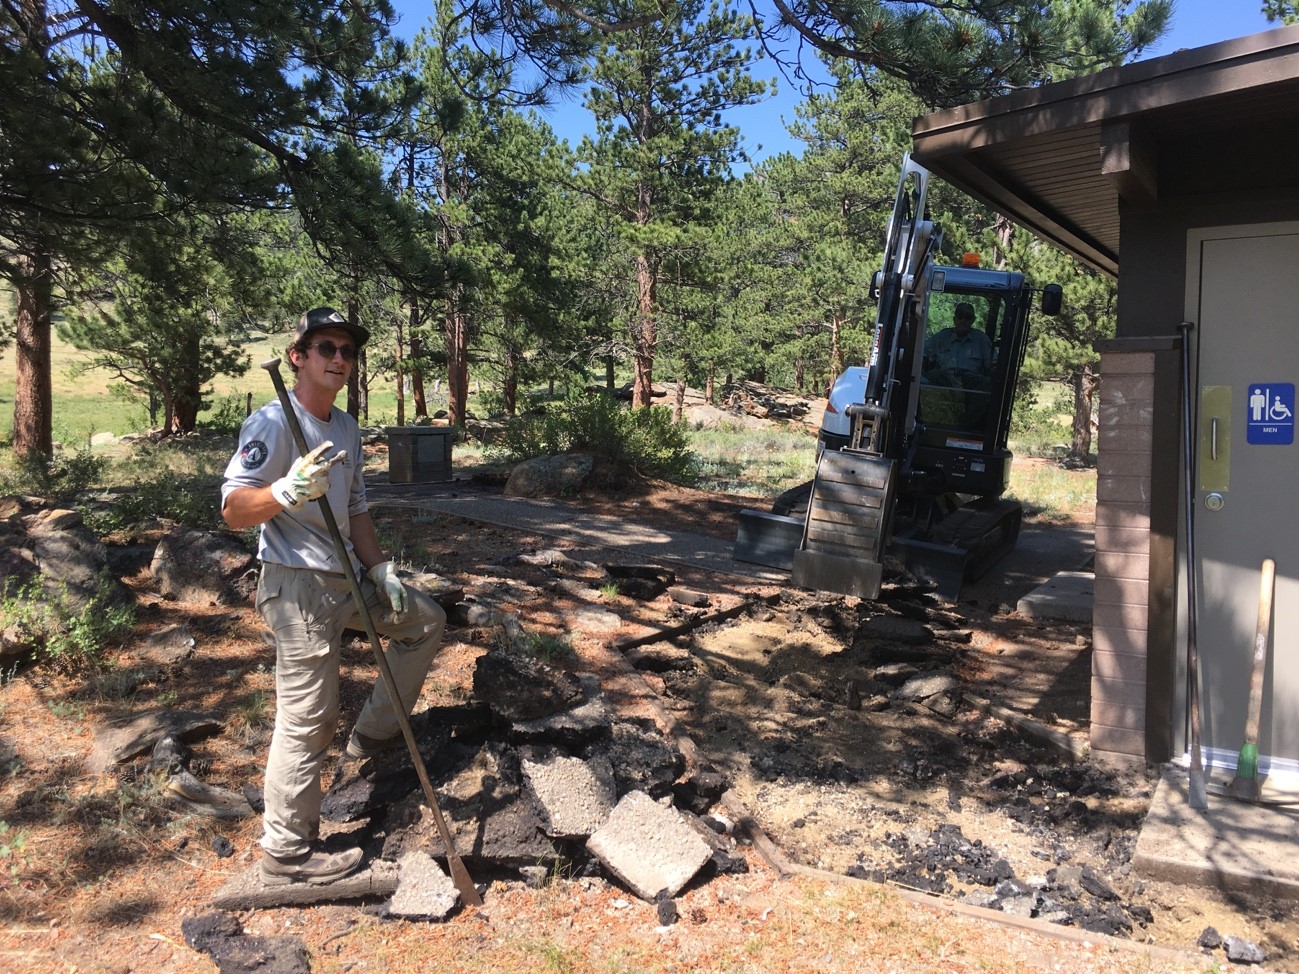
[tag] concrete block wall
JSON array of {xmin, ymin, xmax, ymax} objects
[{"xmin": 1091, "ymin": 349, "xmax": 1157, "ymax": 764}]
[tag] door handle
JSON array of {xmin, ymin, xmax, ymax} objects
[{"xmin": 1211, "ymin": 417, "xmax": 1219, "ymax": 461}]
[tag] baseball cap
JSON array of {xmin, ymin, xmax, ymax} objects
[{"xmin": 294, "ymin": 307, "xmax": 370, "ymax": 348}]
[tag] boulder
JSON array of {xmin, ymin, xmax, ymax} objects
[
  {"xmin": 503, "ymin": 454, "xmax": 594, "ymax": 498},
  {"xmin": 151, "ymin": 527, "xmax": 256, "ymax": 605}
]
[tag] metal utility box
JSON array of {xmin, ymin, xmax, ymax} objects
[{"xmin": 386, "ymin": 426, "xmax": 453, "ymax": 484}]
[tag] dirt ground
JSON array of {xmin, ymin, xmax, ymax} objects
[{"xmin": 1, "ymin": 460, "xmax": 1297, "ymax": 972}]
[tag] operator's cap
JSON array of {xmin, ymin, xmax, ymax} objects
[
  {"xmin": 294, "ymin": 307, "xmax": 370, "ymax": 348},
  {"xmin": 954, "ymin": 302, "xmax": 976, "ymax": 319}
]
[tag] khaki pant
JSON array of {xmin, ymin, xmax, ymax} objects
[{"xmin": 255, "ymin": 561, "xmax": 446, "ymax": 858}]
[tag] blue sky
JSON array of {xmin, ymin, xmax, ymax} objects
[{"xmin": 388, "ymin": 1, "xmax": 1283, "ymax": 165}]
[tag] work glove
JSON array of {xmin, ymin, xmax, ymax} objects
[
  {"xmin": 271, "ymin": 441, "xmax": 344, "ymax": 512},
  {"xmin": 368, "ymin": 561, "xmax": 407, "ymax": 620}
]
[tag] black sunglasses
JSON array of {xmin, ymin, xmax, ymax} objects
[{"xmin": 308, "ymin": 340, "xmax": 357, "ymax": 361}]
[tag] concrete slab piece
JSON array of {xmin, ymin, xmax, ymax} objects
[
  {"xmin": 587, "ymin": 790, "xmax": 711, "ymax": 900},
  {"xmin": 388, "ymin": 851, "xmax": 458, "ymax": 919},
  {"xmin": 1133, "ymin": 769, "xmax": 1299, "ymax": 900},
  {"xmin": 1016, "ymin": 570, "xmax": 1094, "ymax": 622},
  {"xmin": 521, "ymin": 751, "xmax": 617, "ymax": 838}
]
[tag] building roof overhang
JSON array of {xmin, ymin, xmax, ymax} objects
[{"xmin": 911, "ymin": 24, "xmax": 1299, "ymax": 277}]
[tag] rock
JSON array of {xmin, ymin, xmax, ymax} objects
[
  {"xmin": 871, "ymin": 662, "xmax": 920, "ymax": 686},
  {"xmin": 606, "ymin": 565, "xmax": 675, "ymax": 601},
  {"xmin": 590, "ymin": 719, "xmax": 685, "ymax": 799},
  {"xmin": 402, "ymin": 571, "xmax": 466, "ymax": 609},
  {"xmin": 473, "ymin": 650, "xmax": 585, "ymax": 720},
  {"xmin": 517, "ymin": 865, "xmax": 548, "ymax": 889},
  {"xmin": 5, "ymin": 502, "xmax": 131, "ymax": 619},
  {"xmin": 1198, "ymin": 926, "xmax": 1223, "ymax": 949},
  {"xmin": 1223, "ymin": 936, "xmax": 1266, "ymax": 965},
  {"xmin": 668, "ymin": 587, "xmax": 710, "ymax": 608},
  {"xmin": 151, "ymin": 527, "xmax": 256, "ymax": 605},
  {"xmin": 570, "ymin": 606, "xmax": 622, "ymax": 633},
  {"xmin": 672, "ymin": 771, "xmax": 728, "ymax": 815},
  {"xmin": 87, "ymin": 709, "xmax": 224, "ymax": 773},
  {"xmin": 183, "ymin": 911, "xmax": 313, "ymax": 972},
  {"xmin": 136, "ymin": 623, "xmax": 197, "ymax": 665},
  {"xmin": 511, "ymin": 675, "xmax": 612, "ymax": 747},
  {"xmin": 894, "ymin": 672, "xmax": 959, "ymax": 702},
  {"xmin": 1078, "ymin": 865, "xmax": 1118, "ymax": 901},
  {"xmin": 860, "ymin": 615, "xmax": 933, "ymax": 645},
  {"xmin": 999, "ymin": 893, "xmax": 1038, "ymax": 917},
  {"xmin": 504, "ymin": 454, "xmax": 594, "ymax": 498},
  {"xmin": 382, "ymin": 742, "xmax": 560, "ymax": 867}
]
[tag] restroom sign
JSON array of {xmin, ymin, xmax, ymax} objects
[{"xmin": 1247, "ymin": 382, "xmax": 1295, "ymax": 444}]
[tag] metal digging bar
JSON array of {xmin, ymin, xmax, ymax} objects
[
  {"xmin": 1177, "ymin": 322, "xmax": 1208, "ymax": 810},
  {"xmin": 261, "ymin": 357, "xmax": 482, "ymax": 907}
]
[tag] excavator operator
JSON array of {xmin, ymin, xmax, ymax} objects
[{"xmin": 923, "ymin": 302, "xmax": 993, "ymax": 390}]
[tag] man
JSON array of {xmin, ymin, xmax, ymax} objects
[
  {"xmin": 923, "ymin": 302, "xmax": 994, "ymax": 384},
  {"xmin": 222, "ymin": 307, "xmax": 446, "ymax": 886}
]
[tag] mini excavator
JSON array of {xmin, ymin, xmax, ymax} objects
[{"xmin": 735, "ymin": 154, "xmax": 1062, "ymax": 600}]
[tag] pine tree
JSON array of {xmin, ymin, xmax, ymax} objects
[
  {"xmin": 1, "ymin": 0, "xmax": 432, "ymax": 454},
  {"xmin": 578, "ymin": 0, "xmax": 767, "ymax": 407}
]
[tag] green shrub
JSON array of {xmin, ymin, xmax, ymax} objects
[
  {"xmin": 1010, "ymin": 382, "xmax": 1073, "ymax": 453},
  {"xmin": 0, "ymin": 572, "xmax": 134, "ymax": 675},
  {"xmin": 494, "ymin": 389, "xmax": 696, "ymax": 483},
  {"xmin": 82, "ymin": 471, "xmax": 224, "ymax": 534},
  {"xmin": 0, "ymin": 448, "xmax": 106, "ymax": 502},
  {"xmin": 199, "ymin": 394, "xmax": 249, "ymax": 436}
]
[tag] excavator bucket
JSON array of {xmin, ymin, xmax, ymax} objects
[
  {"xmin": 790, "ymin": 450, "xmax": 895, "ymax": 600},
  {"xmin": 733, "ymin": 508, "xmax": 803, "ymax": 571}
]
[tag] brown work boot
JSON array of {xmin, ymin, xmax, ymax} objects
[
  {"xmin": 345, "ymin": 729, "xmax": 401, "ymax": 760},
  {"xmin": 260, "ymin": 845, "xmax": 363, "ymax": 886}
]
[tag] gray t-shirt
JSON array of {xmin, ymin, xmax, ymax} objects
[{"xmin": 221, "ymin": 392, "xmax": 367, "ymax": 573}]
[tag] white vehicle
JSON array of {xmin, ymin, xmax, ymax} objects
[{"xmin": 818, "ymin": 366, "xmax": 871, "ymax": 455}]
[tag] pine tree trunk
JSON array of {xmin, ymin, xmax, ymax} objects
[
  {"xmin": 994, "ymin": 215, "xmax": 1015, "ymax": 270},
  {"xmin": 445, "ymin": 295, "xmax": 469, "ymax": 426},
  {"xmin": 1070, "ymin": 365, "xmax": 1098, "ymax": 460},
  {"xmin": 503, "ymin": 344, "xmax": 519, "ymax": 416},
  {"xmin": 346, "ymin": 297, "xmax": 360, "ymax": 418},
  {"xmin": 167, "ymin": 333, "xmax": 203, "ymax": 434},
  {"xmin": 631, "ymin": 252, "xmax": 656, "ymax": 408},
  {"xmin": 409, "ymin": 301, "xmax": 426, "ymax": 418},
  {"xmin": 706, "ymin": 368, "xmax": 715, "ymax": 404},
  {"xmin": 674, "ymin": 375, "xmax": 686, "ymax": 423},
  {"xmin": 13, "ymin": 251, "xmax": 54, "ymax": 457},
  {"xmin": 395, "ymin": 324, "xmax": 405, "ymax": 428},
  {"xmin": 605, "ymin": 356, "xmax": 616, "ymax": 390},
  {"xmin": 830, "ymin": 312, "xmax": 846, "ymax": 379}
]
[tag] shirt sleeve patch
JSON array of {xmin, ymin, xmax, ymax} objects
[{"xmin": 240, "ymin": 440, "xmax": 270, "ymax": 470}]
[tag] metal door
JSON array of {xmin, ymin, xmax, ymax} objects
[{"xmin": 1188, "ymin": 225, "xmax": 1299, "ymax": 772}]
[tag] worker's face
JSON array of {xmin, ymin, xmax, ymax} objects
[
  {"xmin": 293, "ymin": 327, "xmax": 355, "ymax": 397},
  {"xmin": 954, "ymin": 311, "xmax": 974, "ymax": 335}
]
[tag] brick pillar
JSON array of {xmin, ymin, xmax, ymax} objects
[{"xmin": 1091, "ymin": 338, "xmax": 1179, "ymax": 766}]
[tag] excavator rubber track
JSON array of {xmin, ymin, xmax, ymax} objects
[
  {"xmin": 790, "ymin": 449, "xmax": 895, "ymax": 599},
  {"xmin": 892, "ymin": 497, "xmax": 1023, "ymax": 600}
]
